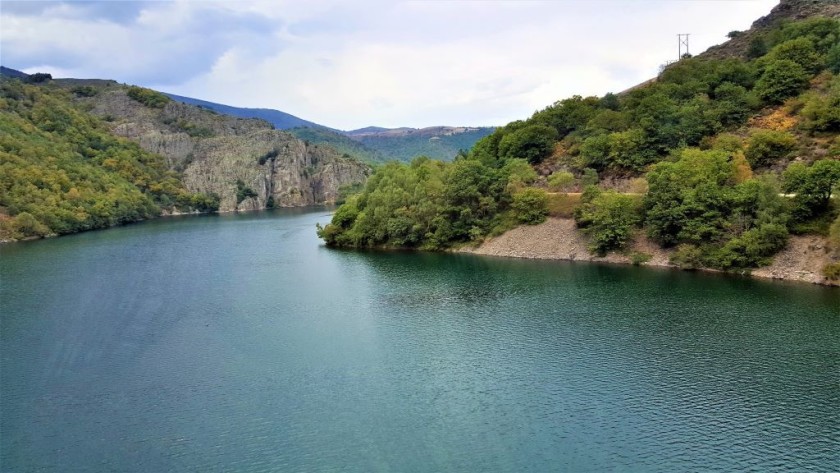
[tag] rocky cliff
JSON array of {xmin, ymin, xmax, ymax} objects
[{"xmin": 59, "ymin": 80, "xmax": 370, "ymax": 211}]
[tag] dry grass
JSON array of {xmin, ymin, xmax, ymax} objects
[{"xmin": 546, "ymin": 193, "xmax": 582, "ymax": 218}]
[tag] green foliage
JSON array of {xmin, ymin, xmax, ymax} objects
[
  {"xmin": 643, "ymin": 148, "xmax": 790, "ymax": 269},
  {"xmin": 235, "ymin": 180, "xmax": 258, "ymax": 204},
  {"xmin": 782, "ymin": 159, "xmax": 840, "ymax": 221},
  {"xmin": 708, "ymin": 223, "xmax": 788, "ymax": 269},
  {"xmin": 754, "ymin": 59, "xmax": 810, "ymax": 104},
  {"xmin": 765, "ymin": 37, "xmax": 824, "ymax": 74},
  {"xmin": 25, "ymin": 73, "xmax": 52, "ymax": 84},
  {"xmin": 827, "ymin": 43, "xmax": 840, "ymax": 73},
  {"xmin": 72, "ymin": 86, "xmax": 98, "ymax": 97},
  {"xmin": 670, "ymin": 244, "xmax": 704, "ymax": 269},
  {"xmin": 126, "ymin": 86, "xmax": 170, "ymax": 108},
  {"xmin": 575, "ymin": 189, "xmax": 642, "ymax": 256},
  {"xmin": 498, "ymin": 124, "xmax": 558, "ymax": 164},
  {"xmin": 747, "ymin": 36, "xmax": 768, "ymax": 59},
  {"xmin": 548, "ymin": 171, "xmax": 575, "ymax": 192},
  {"xmin": 511, "ymin": 188, "xmax": 549, "ymax": 224},
  {"xmin": 823, "ymin": 262, "xmax": 840, "ymax": 280},
  {"xmin": 768, "ymin": 17, "xmax": 840, "ymax": 55},
  {"xmin": 0, "ymin": 81, "xmax": 210, "ymax": 238},
  {"xmin": 744, "ymin": 129, "xmax": 797, "ymax": 167},
  {"xmin": 318, "ymin": 154, "xmax": 521, "ymax": 249},
  {"xmin": 800, "ymin": 75, "xmax": 840, "ymax": 132}
]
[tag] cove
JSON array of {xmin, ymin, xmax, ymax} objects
[{"xmin": 1, "ymin": 209, "xmax": 838, "ymax": 472}]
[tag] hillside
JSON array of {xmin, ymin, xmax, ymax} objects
[
  {"xmin": 0, "ymin": 73, "xmax": 371, "ymax": 241},
  {"xmin": 163, "ymin": 89, "xmax": 494, "ymax": 162},
  {"xmin": 344, "ymin": 126, "xmax": 496, "ymax": 162},
  {"xmin": 164, "ymin": 92, "xmax": 328, "ymax": 131},
  {"xmin": 0, "ymin": 80, "xmax": 219, "ymax": 241},
  {"xmin": 317, "ymin": 0, "xmax": 840, "ymax": 284}
]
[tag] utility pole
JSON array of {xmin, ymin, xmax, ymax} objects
[{"xmin": 678, "ymin": 33, "xmax": 690, "ymax": 60}]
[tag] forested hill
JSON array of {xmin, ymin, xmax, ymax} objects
[
  {"xmin": 0, "ymin": 79, "xmax": 220, "ymax": 241},
  {"xmin": 318, "ymin": 0, "xmax": 840, "ymax": 281},
  {"xmin": 0, "ymin": 74, "xmax": 371, "ymax": 241}
]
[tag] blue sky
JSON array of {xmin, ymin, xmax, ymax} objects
[{"xmin": 1, "ymin": 0, "xmax": 778, "ymax": 130}]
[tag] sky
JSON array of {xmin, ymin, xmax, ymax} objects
[{"xmin": 1, "ymin": 0, "xmax": 779, "ymax": 130}]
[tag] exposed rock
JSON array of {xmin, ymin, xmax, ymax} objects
[
  {"xmin": 752, "ymin": 235, "xmax": 839, "ymax": 286},
  {"xmin": 62, "ymin": 81, "xmax": 371, "ymax": 211},
  {"xmin": 462, "ymin": 218, "xmax": 839, "ymax": 287}
]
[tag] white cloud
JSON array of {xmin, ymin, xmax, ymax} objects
[{"xmin": 1, "ymin": 0, "xmax": 780, "ymax": 129}]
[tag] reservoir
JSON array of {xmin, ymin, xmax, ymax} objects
[{"xmin": 1, "ymin": 209, "xmax": 838, "ymax": 471}]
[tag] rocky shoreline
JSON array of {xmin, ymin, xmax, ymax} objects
[{"xmin": 460, "ymin": 218, "xmax": 839, "ymax": 287}]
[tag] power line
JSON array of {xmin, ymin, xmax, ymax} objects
[{"xmin": 678, "ymin": 33, "xmax": 690, "ymax": 59}]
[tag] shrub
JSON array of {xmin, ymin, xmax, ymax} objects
[
  {"xmin": 766, "ymin": 37, "xmax": 824, "ymax": 74},
  {"xmin": 511, "ymin": 188, "xmax": 549, "ymax": 224},
  {"xmin": 235, "ymin": 180, "xmax": 258, "ymax": 204},
  {"xmin": 744, "ymin": 130, "xmax": 797, "ymax": 167},
  {"xmin": 670, "ymin": 244, "xmax": 704, "ymax": 269},
  {"xmin": 548, "ymin": 171, "xmax": 575, "ymax": 192},
  {"xmin": 498, "ymin": 124, "xmax": 559, "ymax": 164},
  {"xmin": 126, "ymin": 86, "xmax": 170, "ymax": 108},
  {"xmin": 630, "ymin": 252, "xmax": 652, "ymax": 266},
  {"xmin": 754, "ymin": 59, "xmax": 810, "ymax": 104},
  {"xmin": 823, "ymin": 262, "xmax": 840, "ymax": 280},
  {"xmin": 828, "ymin": 43, "xmax": 840, "ymax": 73},
  {"xmin": 575, "ymin": 190, "xmax": 641, "ymax": 256}
]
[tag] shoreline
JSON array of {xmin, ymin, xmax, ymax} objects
[{"xmin": 459, "ymin": 217, "xmax": 839, "ymax": 288}]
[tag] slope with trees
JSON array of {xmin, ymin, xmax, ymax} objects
[{"xmin": 318, "ymin": 6, "xmax": 840, "ymax": 281}]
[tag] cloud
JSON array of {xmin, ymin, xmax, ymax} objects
[
  {"xmin": 1, "ymin": 0, "xmax": 779, "ymax": 129},
  {"xmin": 1, "ymin": 1, "xmax": 280, "ymax": 85}
]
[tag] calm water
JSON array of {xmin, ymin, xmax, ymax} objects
[{"xmin": 1, "ymin": 209, "xmax": 838, "ymax": 472}]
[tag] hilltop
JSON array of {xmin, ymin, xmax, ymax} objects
[
  {"xmin": 160, "ymin": 90, "xmax": 494, "ymax": 163},
  {"xmin": 318, "ymin": 0, "xmax": 840, "ymax": 285}
]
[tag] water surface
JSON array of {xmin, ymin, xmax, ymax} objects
[{"xmin": 2, "ymin": 209, "xmax": 838, "ymax": 472}]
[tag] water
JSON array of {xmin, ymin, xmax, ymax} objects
[{"xmin": 1, "ymin": 209, "xmax": 838, "ymax": 472}]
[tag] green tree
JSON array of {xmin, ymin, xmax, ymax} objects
[
  {"xmin": 575, "ymin": 189, "xmax": 641, "ymax": 255},
  {"xmin": 744, "ymin": 129, "xmax": 797, "ymax": 167},
  {"xmin": 497, "ymin": 124, "xmax": 558, "ymax": 164},
  {"xmin": 754, "ymin": 59, "xmax": 810, "ymax": 104},
  {"xmin": 511, "ymin": 188, "xmax": 549, "ymax": 224}
]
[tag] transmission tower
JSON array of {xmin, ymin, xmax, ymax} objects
[{"xmin": 678, "ymin": 33, "xmax": 690, "ymax": 60}]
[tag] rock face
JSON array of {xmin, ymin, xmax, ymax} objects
[{"xmin": 64, "ymin": 81, "xmax": 370, "ymax": 211}]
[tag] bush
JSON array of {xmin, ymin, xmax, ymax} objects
[
  {"xmin": 512, "ymin": 188, "xmax": 549, "ymax": 224},
  {"xmin": 548, "ymin": 171, "xmax": 575, "ymax": 192},
  {"xmin": 754, "ymin": 59, "xmax": 810, "ymax": 104},
  {"xmin": 828, "ymin": 43, "xmax": 840, "ymax": 73},
  {"xmin": 575, "ymin": 190, "xmax": 641, "ymax": 256},
  {"xmin": 744, "ymin": 130, "xmax": 797, "ymax": 167},
  {"xmin": 765, "ymin": 37, "xmax": 824, "ymax": 74},
  {"xmin": 126, "ymin": 86, "xmax": 170, "ymax": 108},
  {"xmin": 671, "ymin": 244, "xmax": 704, "ymax": 269},
  {"xmin": 823, "ymin": 262, "xmax": 840, "ymax": 280},
  {"xmin": 235, "ymin": 180, "xmax": 258, "ymax": 204},
  {"xmin": 498, "ymin": 124, "xmax": 558, "ymax": 164},
  {"xmin": 708, "ymin": 223, "xmax": 788, "ymax": 269}
]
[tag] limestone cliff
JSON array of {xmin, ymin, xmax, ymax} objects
[{"xmin": 59, "ymin": 80, "xmax": 370, "ymax": 211}]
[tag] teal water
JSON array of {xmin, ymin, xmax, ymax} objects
[{"xmin": 1, "ymin": 209, "xmax": 838, "ymax": 472}]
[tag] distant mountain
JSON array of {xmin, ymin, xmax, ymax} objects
[
  {"xmin": 1, "ymin": 65, "xmax": 495, "ymax": 163},
  {"xmin": 344, "ymin": 126, "xmax": 497, "ymax": 162},
  {"xmin": 0, "ymin": 66, "xmax": 28, "ymax": 79},
  {"xmin": 163, "ymin": 95, "xmax": 496, "ymax": 162},
  {"xmin": 164, "ymin": 93, "xmax": 328, "ymax": 131},
  {"xmin": 346, "ymin": 126, "xmax": 406, "ymax": 135}
]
